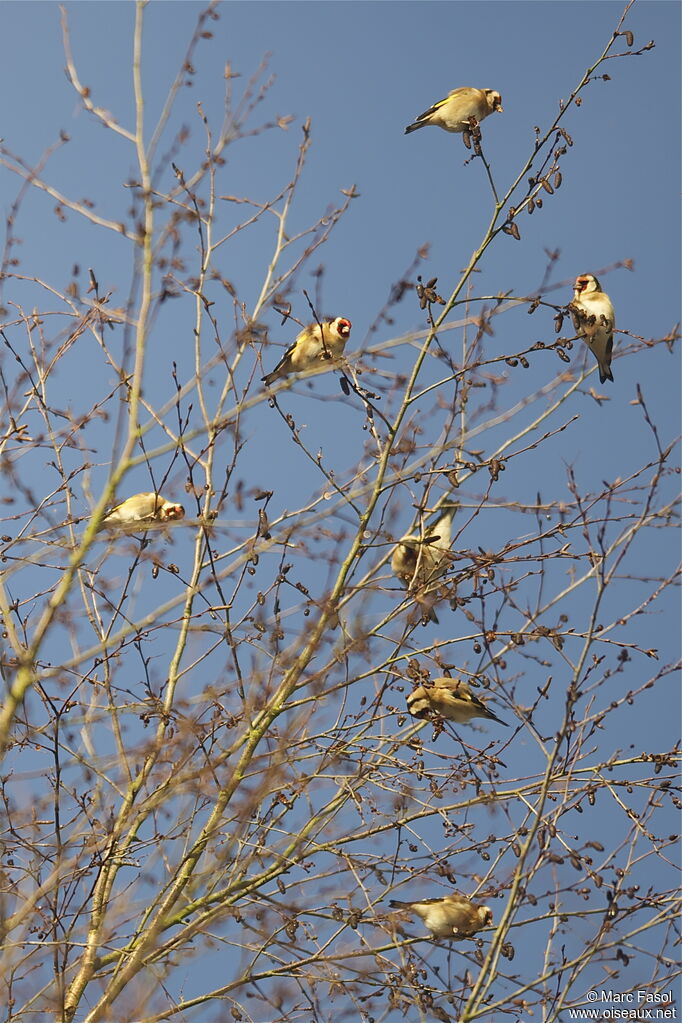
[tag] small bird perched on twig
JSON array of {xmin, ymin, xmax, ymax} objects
[
  {"xmin": 391, "ymin": 506, "xmax": 455, "ymax": 623},
  {"xmin": 389, "ymin": 892, "xmax": 493, "ymax": 940},
  {"xmin": 407, "ymin": 676, "xmax": 508, "ymax": 726},
  {"xmin": 100, "ymin": 492, "xmax": 185, "ymax": 530},
  {"xmin": 262, "ymin": 317, "xmax": 352, "ymax": 386},
  {"xmin": 569, "ymin": 273, "xmax": 616, "ymax": 384},
  {"xmin": 405, "ymin": 87, "xmax": 503, "ymax": 135}
]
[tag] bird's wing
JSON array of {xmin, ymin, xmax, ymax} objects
[
  {"xmin": 276, "ymin": 340, "xmax": 300, "ymax": 367},
  {"xmin": 433, "ymin": 677, "xmax": 466, "ymax": 694},
  {"xmin": 439, "ymin": 679, "xmax": 507, "ymax": 724},
  {"xmin": 414, "ymin": 88, "xmax": 465, "ymax": 121}
]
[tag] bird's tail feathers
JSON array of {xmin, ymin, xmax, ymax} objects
[{"xmin": 415, "ymin": 594, "xmax": 439, "ymax": 625}]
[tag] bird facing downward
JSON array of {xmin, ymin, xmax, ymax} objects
[
  {"xmin": 407, "ymin": 676, "xmax": 507, "ymax": 726},
  {"xmin": 391, "ymin": 506, "xmax": 455, "ymax": 623},
  {"xmin": 262, "ymin": 317, "xmax": 352, "ymax": 386},
  {"xmin": 101, "ymin": 493, "xmax": 185, "ymax": 530},
  {"xmin": 405, "ymin": 87, "xmax": 503, "ymax": 135},
  {"xmin": 569, "ymin": 273, "xmax": 616, "ymax": 384},
  {"xmin": 389, "ymin": 892, "xmax": 493, "ymax": 940}
]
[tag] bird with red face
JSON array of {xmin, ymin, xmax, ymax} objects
[
  {"xmin": 100, "ymin": 493, "xmax": 185, "ymax": 530},
  {"xmin": 262, "ymin": 317, "xmax": 352, "ymax": 386},
  {"xmin": 569, "ymin": 273, "xmax": 616, "ymax": 383}
]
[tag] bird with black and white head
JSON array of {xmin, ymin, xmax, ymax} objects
[{"xmin": 569, "ymin": 273, "xmax": 616, "ymax": 384}]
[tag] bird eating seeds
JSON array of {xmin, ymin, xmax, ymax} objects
[
  {"xmin": 391, "ymin": 506, "xmax": 455, "ymax": 623},
  {"xmin": 407, "ymin": 676, "xmax": 507, "ymax": 726},
  {"xmin": 405, "ymin": 87, "xmax": 503, "ymax": 135}
]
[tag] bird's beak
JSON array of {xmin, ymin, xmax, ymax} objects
[{"xmin": 496, "ymin": 104, "xmax": 504, "ymax": 113}]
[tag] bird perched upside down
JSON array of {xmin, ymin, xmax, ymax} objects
[
  {"xmin": 405, "ymin": 87, "xmax": 503, "ymax": 135},
  {"xmin": 407, "ymin": 676, "xmax": 507, "ymax": 726},
  {"xmin": 100, "ymin": 493, "xmax": 185, "ymax": 530},
  {"xmin": 569, "ymin": 273, "xmax": 616, "ymax": 384},
  {"xmin": 262, "ymin": 317, "xmax": 352, "ymax": 386},
  {"xmin": 389, "ymin": 892, "xmax": 493, "ymax": 940},
  {"xmin": 391, "ymin": 506, "xmax": 455, "ymax": 623}
]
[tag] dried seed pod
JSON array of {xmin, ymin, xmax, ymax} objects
[
  {"xmin": 258, "ymin": 508, "xmax": 271, "ymax": 539},
  {"xmin": 528, "ymin": 197, "xmax": 535, "ymax": 214},
  {"xmin": 556, "ymin": 347, "xmax": 570, "ymax": 364},
  {"xmin": 575, "ymin": 96, "xmax": 582, "ymax": 107},
  {"xmin": 339, "ymin": 374, "xmax": 350, "ymax": 396},
  {"xmin": 624, "ymin": 29, "xmax": 634, "ymax": 46},
  {"xmin": 541, "ymin": 178, "xmax": 554, "ymax": 195},
  {"xmin": 535, "ymin": 197, "xmax": 543, "ymax": 208},
  {"xmin": 553, "ymin": 171, "xmax": 562, "ymax": 189},
  {"xmin": 519, "ymin": 356, "xmax": 530, "ymax": 368}
]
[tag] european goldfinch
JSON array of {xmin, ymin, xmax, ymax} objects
[
  {"xmin": 569, "ymin": 274, "xmax": 615, "ymax": 384},
  {"xmin": 407, "ymin": 676, "xmax": 507, "ymax": 726},
  {"xmin": 389, "ymin": 892, "xmax": 493, "ymax": 940},
  {"xmin": 405, "ymin": 87, "xmax": 503, "ymax": 135},
  {"xmin": 101, "ymin": 493, "xmax": 185, "ymax": 529},
  {"xmin": 391, "ymin": 506, "xmax": 455, "ymax": 623},
  {"xmin": 262, "ymin": 317, "xmax": 352, "ymax": 386}
]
